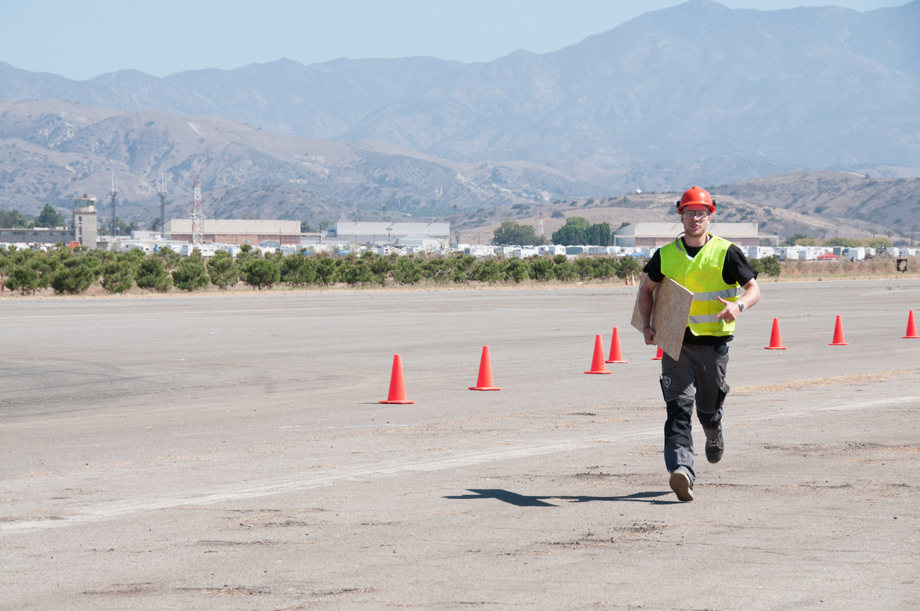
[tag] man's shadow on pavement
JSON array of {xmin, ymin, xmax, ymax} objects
[{"xmin": 444, "ymin": 489, "xmax": 677, "ymax": 507}]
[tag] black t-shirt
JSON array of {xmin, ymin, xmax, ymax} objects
[{"xmin": 642, "ymin": 237, "xmax": 758, "ymax": 345}]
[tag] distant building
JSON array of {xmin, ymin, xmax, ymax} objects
[
  {"xmin": 0, "ymin": 194, "xmax": 95, "ymax": 248},
  {"xmin": 612, "ymin": 222, "xmax": 767, "ymax": 248},
  {"xmin": 332, "ymin": 222, "xmax": 451, "ymax": 244},
  {"xmin": 165, "ymin": 219, "xmax": 301, "ymax": 245},
  {"xmin": 73, "ymin": 194, "xmax": 97, "ymax": 249},
  {"xmin": 0, "ymin": 227, "xmax": 74, "ymax": 245}
]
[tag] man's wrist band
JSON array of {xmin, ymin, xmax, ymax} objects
[
  {"xmin": 643, "ymin": 325, "xmax": 652, "ymax": 332},
  {"xmin": 738, "ymin": 302, "xmax": 745, "ymax": 312}
]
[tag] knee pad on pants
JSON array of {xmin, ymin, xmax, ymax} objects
[
  {"xmin": 698, "ymin": 381, "xmax": 729, "ymax": 430},
  {"xmin": 664, "ymin": 398, "xmax": 694, "ymax": 447}
]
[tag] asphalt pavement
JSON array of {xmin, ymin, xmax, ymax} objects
[{"xmin": 2, "ymin": 278, "xmax": 919, "ymax": 610}]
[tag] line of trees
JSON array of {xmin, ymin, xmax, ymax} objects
[
  {"xmin": 0, "ymin": 204, "xmax": 68, "ymax": 229},
  {"xmin": 781, "ymin": 233, "xmax": 895, "ymax": 248},
  {"xmin": 491, "ymin": 217, "xmax": 614, "ymax": 246},
  {"xmin": 0, "ymin": 243, "xmax": 647, "ymax": 296},
  {"xmin": 551, "ymin": 217, "xmax": 612, "ymax": 246},
  {"xmin": 749, "ymin": 255, "xmax": 782, "ymax": 277},
  {"xmin": 492, "ymin": 219, "xmax": 546, "ymax": 245}
]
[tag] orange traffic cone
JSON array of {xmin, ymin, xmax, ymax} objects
[
  {"xmin": 904, "ymin": 310, "xmax": 919, "ymax": 339},
  {"xmin": 605, "ymin": 327, "xmax": 629, "ymax": 363},
  {"xmin": 380, "ymin": 354, "xmax": 415, "ymax": 404},
  {"xmin": 469, "ymin": 346, "xmax": 501, "ymax": 391},
  {"xmin": 765, "ymin": 318, "xmax": 787, "ymax": 350},
  {"xmin": 652, "ymin": 346, "xmax": 663, "ymax": 361},
  {"xmin": 829, "ymin": 315, "xmax": 848, "ymax": 346},
  {"xmin": 585, "ymin": 334, "xmax": 613, "ymax": 374}
]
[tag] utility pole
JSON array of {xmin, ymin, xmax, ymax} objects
[
  {"xmin": 109, "ymin": 172, "xmax": 117, "ymax": 236},
  {"xmin": 156, "ymin": 173, "xmax": 168, "ymax": 238}
]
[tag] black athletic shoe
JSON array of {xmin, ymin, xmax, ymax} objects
[
  {"xmin": 706, "ymin": 431, "xmax": 724, "ymax": 464},
  {"xmin": 669, "ymin": 469, "xmax": 694, "ymax": 502}
]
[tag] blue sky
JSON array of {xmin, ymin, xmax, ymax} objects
[{"xmin": 0, "ymin": 0, "xmax": 908, "ymax": 80}]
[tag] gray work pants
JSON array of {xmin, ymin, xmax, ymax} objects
[{"xmin": 659, "ymin": 343, "xmax": 730, "ymax": 487}]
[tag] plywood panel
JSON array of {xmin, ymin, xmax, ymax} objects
[{"xmin": 631, "ymin": 276, "xmax": 694, "ymax": 360}]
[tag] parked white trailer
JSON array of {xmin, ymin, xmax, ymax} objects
[
  {"xmin": 514, "ymin": 247, "xmax": 538, "ymax": 259},
  {"xmin": 307, "ymin": 244, "xmax": 333, "ymax": 255},
  {"xmin": 215, "ymin": 244, "xmax": 242, "ymax": 257},
  {"xmin": 745, "ymin": 246, "xmax": 775, "ymax": 259},
  {"xmin": 844, "ymin": 247, "xmax": 866, "ymax": 261},
  {"xmin": 802, "ymin": 247, "xmax": 831, "ymax": 261},
  {"xmin": 777, "ymin": 247, "xmax": 806, "ymax": 261},
  {"xmin": 465, "ymin": 245, "xmax": 495, "ymax": 257},
  {"xmin": 120, "ymin": 242, "xmax": 152, "ymax": 254}
]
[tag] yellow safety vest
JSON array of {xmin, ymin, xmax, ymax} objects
[{"xmin": 659, "ymin": 235, "xmax": 741, "ymax": 337}]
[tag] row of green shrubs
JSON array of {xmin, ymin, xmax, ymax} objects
[
  {"xmin": 750, "ymin": 256, "xmax": 782, "ymax": 277},
  {"xmin": 0, "ymin": 243, "xmax": 661, "ymax": 295}
]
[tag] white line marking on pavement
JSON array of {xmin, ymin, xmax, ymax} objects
[{"xmin": 3, "ymin": 395, "xmax": 917, "ymax": 533}]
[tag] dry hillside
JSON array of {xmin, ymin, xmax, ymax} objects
[
  {"xmin": 451, "ymin": 179, "xmax": 909, "ymax": 245},
  {"xmin": 711, "ymin": 172, "xmax": 920, "ymax": 240}
]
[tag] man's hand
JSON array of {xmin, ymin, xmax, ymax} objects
[
  {"xmin": 715, "ymin": 279, "xmax": 760, "ymax": 323},
  {"xmin": 715, "ymin": 296, "xmax": 741, "ymax": 323},
  {"xmin": 643, "ymin": 325, "xmax": 656, "ymax": 345}
]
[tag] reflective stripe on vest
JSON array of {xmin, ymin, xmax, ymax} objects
[
  {"xmin": 688, "ymin": 314, "xmax": 721, "ymax": 324},
  {"xmin": 659, "ymin": 235, "xmax": 740, "ymax": 337},
  {"xmin": 692, "ymin": 287, "xmax": 743, "ymax": 302}
]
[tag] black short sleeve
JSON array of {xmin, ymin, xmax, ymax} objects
[
  {"xmin": 722, "ymin": 244, "xmax": 758, "ymax": 286},
  {"xmin": 642, "ymin": 249, "xmax": 664, "ymax": 282}
]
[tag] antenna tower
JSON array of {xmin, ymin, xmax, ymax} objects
[
  {"xmin": 190, "ymin": 176, "xmax": 204, "ymax": 245},
  {"xmin": 109, "ymin": 172, "xmax": 118, "ymax": 236},
  {"xmin": 156, "ymin": 173, "xmax": 168, "ymax": 237}
]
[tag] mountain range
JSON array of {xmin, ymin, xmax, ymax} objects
[
  {"xmin": 1, "ymin": 0, "xmax": 918, "ymax": 234},
  {"xmin": 0, "ymin": 98, "xmax": 601, "ymax": 224}
]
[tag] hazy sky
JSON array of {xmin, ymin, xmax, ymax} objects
[{"xmin": 0, "ymin": 0, "xmax": 908, "ymax": 80}]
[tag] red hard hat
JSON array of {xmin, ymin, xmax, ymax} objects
[{"xmin": 677, "ymin": 186, "xmax": 715, "ymax": 213}]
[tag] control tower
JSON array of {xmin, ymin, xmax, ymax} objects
[{"xmin": 73, "ymin": 194, "xmax": 98, "ymax": 249}]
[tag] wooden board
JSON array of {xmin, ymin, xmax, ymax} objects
[{"xmin": 631, "ymin": 276, "xmax": 694, "ymax": 361}]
